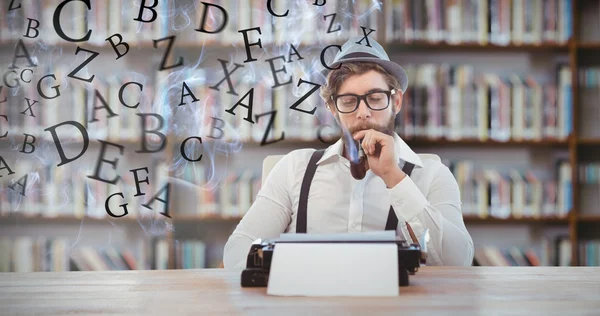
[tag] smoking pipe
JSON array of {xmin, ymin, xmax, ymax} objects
[{"xmin": 350, "ymin": 139, "xmax": 367, "ymax": 180}]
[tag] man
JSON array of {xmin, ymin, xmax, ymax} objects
[{"xmin": 223, "ymin": 37, "xmax": 474, "ymax": 268}]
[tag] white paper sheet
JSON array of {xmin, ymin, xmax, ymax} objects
[{"xmin": 266, "ymin": 242, "xmax": 399, "ymax": 297}]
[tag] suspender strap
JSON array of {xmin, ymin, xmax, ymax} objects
[
  {"xmin": 384, "ymin": 206, "xmax": 398, "ymax": 230},
  {"xmin": 402, "ymin": 162, "xmax": 415, "ymax": 177},
  {"xmin": 384, "ymin": 162, "xmax": 416, "ymax": 231},
  {"xmin": 297, "ymin": 156, "xmax": 416, "ymax": 237},
  {"xmin": 296, "ymin": 149, "xmax": 326, "ymax": 233}
]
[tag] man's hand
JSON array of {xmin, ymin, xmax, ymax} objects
[{"xmin": 353, "ymin": 129, "xmax": 406, "ymax": 187}]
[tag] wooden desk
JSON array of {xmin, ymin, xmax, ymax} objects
[{"xmin": 1, "ymin": 267, "xmax": 599, "ymax": 315}]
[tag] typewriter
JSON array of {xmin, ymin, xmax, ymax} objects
[{"xmin": 241, "ymin": 237, "xmax": 427, "ymax": 288}]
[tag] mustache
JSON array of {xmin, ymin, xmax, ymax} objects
[{"xmin": 347, "ymin": 122, "xmax": 393, "ymax": 136}]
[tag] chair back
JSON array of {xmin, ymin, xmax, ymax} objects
[{"xmin": 262, "ymin": 155, "xmax": 285, "ymax": 186}]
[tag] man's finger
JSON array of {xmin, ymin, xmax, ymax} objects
[
  {"xmin": 365, "ymin": 133, "xmax": 373, "ymax": 155},
  {"xmin": 353, "ymin": 128, "xmax": 379, "ymax": 140},
  {"xmin": 371, "ymin": 131, "xmax": 380, "ymax": 154},
  {"xmin": 353, "ymin": 130, "xmax": 366, "ymax": 140},
  {"xmin": 362, "ymin": 132, "xmax": 371, "ymax": 155}
]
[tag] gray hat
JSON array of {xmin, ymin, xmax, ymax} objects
[{"xmin": 327, "ymin": 36, "xmax": 408, "ymax": 93}]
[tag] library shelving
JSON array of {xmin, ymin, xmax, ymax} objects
[
  {"xmin": 578, "ymin": 138, "xmax": 600, "ymax": 145},
  {"xmin": 0, "ymin": 213, "xmax": 573, "ymax": 224},
  {"xmin": 1, "ymin": 0, "xmax": 600, "ymax": 270}
]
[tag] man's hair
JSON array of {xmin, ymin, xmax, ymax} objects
[{"xmin": 319, "ymin": 62, "xmax": 402, "ymax": 108}]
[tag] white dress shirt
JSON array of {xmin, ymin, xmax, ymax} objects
[{"xmin": 223, "ymin": 133, "xmax": 474, "ymax": 268}]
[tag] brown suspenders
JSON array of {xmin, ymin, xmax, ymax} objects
[
  {"xmin": 296, "ymin": 149, "xmax": 326, "ymax": 234},
  {"xmin": 384, "ymin": 162, "xmax": 414, "ymax": 231},
  {"xmin": 296, "ymin": 149, "xmax": 418, "ymax": 244}
]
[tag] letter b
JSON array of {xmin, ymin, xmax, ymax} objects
[
  {"xmin": 135, "ymin": 0, "xmax": 158, "ymax": 23},
  {"xmin": 24, "ymin": 18, "xmax": 40, "ymax": 38},
  {"xmin": 105, "ymin": 33, "xmax": 129, "ymax": 60}
]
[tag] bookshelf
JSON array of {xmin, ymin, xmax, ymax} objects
[
  {"xmin": 0, "ymin": 213, "xmax": 573, "ymax": 224},
  {"xmin": 463, "ymin": 215, "xmax": 570, "ymax": 224},
  {"xmin": 383, "ymin": 42, "xmax": 572, "ymax": 53},
  {"xmin": 577, "ymin": 42, "xmax": 600, "ymax": 49},
  {"xmin": 578, "ymin": 138, "xmax": 600, "ymax": 145},
  {"xmin": 2, "ymin": 0, "xmax": 600, "ymax": 271},
  {"xmin": 579, "ymin": 214, "xmax": 600, "ymax": 222}
]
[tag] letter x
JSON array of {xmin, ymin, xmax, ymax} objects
[
  {"xmin": 208, "ymin": 59, "xmax": 244, "ymax": 96},
  {"xmin": 21, "ymin": 98, "xmax": 38, "ymax": 117},
  {"xmin": 355, "ymin": 27, "xmax": 375, "ymax": 47}
]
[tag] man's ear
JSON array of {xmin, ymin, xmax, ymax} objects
[
  {"xmin": 326, "ymin": 101, "xmax": 336, "ymax": 116},
  {"xmin": 393, "ymin": 90, "xmax": 403, "ymax": 115}
]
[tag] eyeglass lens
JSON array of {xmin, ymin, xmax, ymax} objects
[{"xmin": 336, "ymin": 92, "xmax": 389, "ymax": 113}]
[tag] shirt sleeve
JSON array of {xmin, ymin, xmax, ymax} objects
[
  {"xmin": 222, "ymin": 153, "xmax": 295, "ymax": 269},
  {"xmin": 388, "ymin": 162, "xmax": 474, "ymax": 266}
]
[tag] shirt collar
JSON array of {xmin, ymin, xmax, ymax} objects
[{"xmin": 316, "ymin": 132, "xmax": 424, "ymax": 168}]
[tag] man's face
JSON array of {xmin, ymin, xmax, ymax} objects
[{"xmin": 328, "ymin": 70, "xmax": 402, "ymax": 140}]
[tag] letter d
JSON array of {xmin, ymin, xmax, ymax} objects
[{"xmin": 44, "ymin": 121, "xmax": 89, "ymax": 167}]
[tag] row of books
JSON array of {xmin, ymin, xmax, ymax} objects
[
  {"xmin": 0, "ymin": 0, "xmax": 378, "ymax": 46},
  {"xmin": 2, "ymin": 65, "xmax": 324, "ymax": 144},
  {"xmin": 474, "ymin": 246, "xmax": 541, "ymax": 266},
  {"xmin": 579, "ymin": 163, "xmax": 600, "ymax": 185},
  {"xmin": 473, "ymin": 235, "xmax": 571, "ymax": 266},
  {"xmin": 179, "ymin": 0, "xmax": 380, "ymax": 46},
  {"xmin": 0, "ymin": 159, "xmax": 261, "ymax": 220},
  {"xmin": 0, "ymin": 159, "xmax": 169, "ymax": 219},
  {"xmin": 2, "ymin": 156, "xmax": 574, "ymax": 220},
  {"xmin": 0, "ymin": 236, "xmax": 150, "ymax": 272},
  {"xmin": 0, "ymin": 236, "xmax": 69, "ymax": 272},
  {"xmin": 0, "ymin": 162, "xmax": 80, "ymax": 217},
  {"xmin": 4, "ymin": 0, "xmax": 576, "ymax": 48},
  {"xmin": 1, "ymin": 65, "xmax": 314, "ymax": 144},
  {"xmin": 2, "ymin": 65, "xmax": 170, "ymax": 143},
  {"xmin": 449, "ymin": 160, "xmax": 572, "ymax": 219},
  {"xmin": 0, "ymin": 234, "xmax": 220, "ymax": 272},
  {"xmin": 0, "ymin": 235, "xmax": 578, "ymax": 271},
  {"xmin": 71, "ymin": 245, "xmax": 148, "ymax": 271},
  {"xmin": 160, "ymin": 158, "xmax": 573, "ymax": 219},
  {"xmin": 170, "ymin": 162, "xmax": 261, "ymax": 218},
  {"xmin": 173, "ymin": 239, "xmax": 207, "ymax": 270},
  {"xmin": 579, "ymin": 239, "xmax": 600, "ymax": 267},
  {"xmin": 4, "ymin": 62, "xmax": 574, "ymax": 145},
  {"xmin": 169, "ymin": 67, "xmax": 318, "ymax": 145},
  {"xmin": 154, "ymin": 238, "xmax": 221, "ymax": 269},
  {"xmin": 579, "ymin": 161, "xmax": 600, "ymax": 214},
  {"xmin": 579, "ymin": 67, "xmax": 600, "ymax": 88},
  {"xmin": 396, "ymin": 64, "xmax": 573, "ymax": 141},
  {"xmin": 383, "ymin": 0, "xmax": 573, "ymax": 45},
  {"xmin": 577, "ymin": 67, "xmax": 600, "ymax": 138},
  {"xmin": 0, "ymin": 0, "xmax": 169, "ymax": 44}
]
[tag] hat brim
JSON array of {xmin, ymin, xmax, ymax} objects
[{"xmin": 324, "ymin": 58, "xmax": 408, "ymax": 93}]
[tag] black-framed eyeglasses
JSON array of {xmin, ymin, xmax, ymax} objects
[{"xmin": 330, "ymin": 89, "xmax": 396, "ymax": 114}]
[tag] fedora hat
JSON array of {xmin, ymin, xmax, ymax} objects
[{"xmin": 326, "ymin": 36, "xmax": 408, "ymax": 93}]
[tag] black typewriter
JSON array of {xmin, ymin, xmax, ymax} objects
[{"xmin": 241, "ymin": 238, "xmax": 427, "ymax": 288}]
